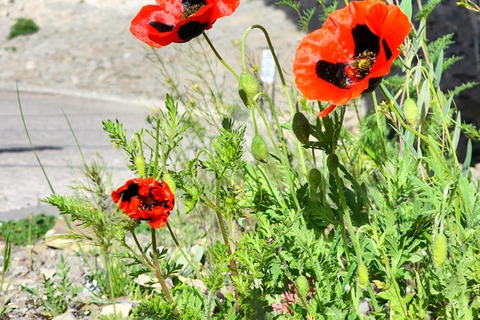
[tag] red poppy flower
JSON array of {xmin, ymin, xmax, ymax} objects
[
  {"xmin": 293, "ymin": 0, "xmax": 410, "ymax": 116},
  {"xmin": 130, "ymin": 0, "xmax": 240, "ymax": 48},
  {"xmin": 112, "ymin": 177, "xmax": 175, "ymax": 228}
]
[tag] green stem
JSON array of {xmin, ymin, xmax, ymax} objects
[
  {"xmin": 241, "ymin": 25, "xmax": 294, "ymax": 114},
  {"xmin": 371, "ymin": 218, "xmax": 410, "ymax": 318},
  {"xmin": 166, "ymin": 222, "xmax": 204, "ymax": 280},
  {"xmin": 151, "ymin": 228, "xmax": 176, "ymax": 309},
  {"xmin": 132, "ymin": 231, "xmax": 154, "ymax": 269},
  {"xmin": 17, "ymin": 84, "xmax": 55, "ymax": 194},
  {"xmin": 251, "ymin": 107, "xmax": 259, "ymax": 135},
  {"xmin": 102, "ymin": 251, "xmax": 117, "ymax": 316},
  {"xmin": 254, "ymin": 93, "xmax": 301, "ymax": 211},
  {"xmin": 371, "ymin": 93, "xmax": 388, "ymax": 160},
  {"xmin": 154, "ymin": 118, "xmax": 162, "ymax": 179},
  {"xmin": 214, "ymin": 179, "xmax": 239, "ymax": 299},
  {"xmin": 202, "ymin": 32, "xmax": 240, "ymax": 82}
]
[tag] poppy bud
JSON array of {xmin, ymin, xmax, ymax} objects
[
  {"xmin": 292, "ymin": 112, "xmax": 310, "ymax": 144},
  {"xmin": 403, "ymin": 98, "xmax": 419, "ymax": 127},
  {"xmin": 308, "ymin": 168, "xmax": 322, "ymax": 189},
  {"xmin": 296, "ymin": 275, "xmax": 309, "ymax": 301},
  {"xmin": 251, "ymin": 135, "xmax": 269, "ymax": 163},
  {"xmin": 432, "ymin": 232, "xmax": 448, "ymax": 268},
  {"xmin": 327, "ymin": 154, "xmax": 339, "ymax": 172},
  {"xmin": 162, "ymin": 172, "xmax": 176, "ymax": 195},
  {"xmin": 238, "ymin": 72, "xmax": 259, "ymax": 108},
  {"xmin": 135, "ymin": 156, "xmax": 146, "ymax": 178},
  {"xmin": 357, "ymin": 263, "xmax": 369, "ymax": 289}
]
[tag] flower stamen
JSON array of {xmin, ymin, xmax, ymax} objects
[{"xmin": 181, "ymin": 0, "xmax": 207, "ymax": 18}]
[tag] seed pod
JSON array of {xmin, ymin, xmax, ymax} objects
[
  {"xmin": 292, "ymin": 112, "xmax": 310, "ymax": 144},
  {"xmin": 308, "ymin": 168, "xmax": 322, "ymax": 189},
  {"xmin": 251, "ymin": 135, "xmax": 269, "ymax": 163},
  {"xmin": 327, "ymin": 154, "xmax": 339, "ymax": 172},
  {"xmin": 296, "ymin": 275, "xmax": 309, "ymax": 301},
  {"xmin": 135, "ymin": 156, "xmax": 146, "ymax": 178},
  {"xmin": 432, "ymin": 232, "xmax": 448, "ymax": 267},
  {"xmin": 357, "ymin": 264, "xmax": 369, "ymax": 289},
  {"xmin": 403, "ymin": 98, "xmax": 419, "ymax": 127},
  {"xmin": 162, "ymin": 172, "xmax": 176, "ymax": 195},
  {"xmin": 238, "ymin": 72, "xmax": 259, "ymax": 108}
]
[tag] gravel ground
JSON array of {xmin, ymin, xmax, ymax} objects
[{"xmin": 0, "ymin": 0, "xmax": 304, "ymax": 101}]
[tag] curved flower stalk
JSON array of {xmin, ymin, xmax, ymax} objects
[
  {"xmin": 130, "ymin": 0, "xmax": 240, "ymax": 48},
  {"xmin": 293, "ymin": 0, "xmax": 411, "ymax": 117}
]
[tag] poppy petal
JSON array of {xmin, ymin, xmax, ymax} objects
[
  {"xmin": 213, "ymin": 0, "xmax": 240, "ymax": 18},
  {"xmin": 318, "ymin": 104, "xmax": 338, "ymax": 117},
  {"xmin": 293, "ymin": 28, "xmax": 370, "ymax": 105},
  {"xmin": 293, "ymin": 0, "xmax": 410, "ymax": 106},
  {"xmin": 112, "ymin": 177, "xmax": 175, "ymax": 229},
  {"xmin": 130, "ymin": 5, "xmax": 183, "ymax": 48},
  {"xmin": 148, "ymin": 214, "xmax": 169, "ymax": 228}
]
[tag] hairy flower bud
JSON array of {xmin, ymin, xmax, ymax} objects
[
  {"xmin": 327, "ymin": 154, "xmax": 339, "ymax": 172},
  {"xmin": 357, "ymin": 263, "xmax": 369, "ymax": 289},
  {"xmin": 296, "ymin": 275, "xmax": 309, "ymax": 301},
  {"xmin": 135, "ymin": 155, "xmax": 146, "ymax": 178},
  {"xmin": 251, "ymin": 135, "xmax": 269, "ymax": 163},
  {"xmin": 162, "ymin": 172, "xmax": 176, "ymax": 195},
  {"xmin": 292, "ymin": 112, "xmax": 310, "ymax": 144},
  {"xmin": 238, "ymin": 72, "xmax": 259, "ymax": 108},
  {"xmin": 403, "ymin": 98, "xmax": 419, "ymax": 127},
  {"xmin": 308, "ymin": 168, "xmax": 322, "ymax": 189},
  {"xmin": 432, "ymin": 232, "xmax": 448, "ymax": 268}
]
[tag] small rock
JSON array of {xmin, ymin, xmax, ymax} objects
[
  {"xmin": 33, "ymin": 242, "xmax": 49, "ymax": 255},
  {"xmin": 40, "ymin": 267, "xmax": 56, "ymax": 279},
  {"xmin": 25, "ymin": 60, "xmax": 36, "ymax": 70},
  {"xmin": 45, "ymin": 217, "xmax": 93, "ymax": 250},
  {"xmin": 100, "ymin": 303, "xmax": 132, "ymax": 319},
  {"xmin": 52, "ymin": 312, "xmax": 77, "ymax": 320},
  {"xmin": 136, "ymin": 274, "xmax": 161, "ymax": 289}
]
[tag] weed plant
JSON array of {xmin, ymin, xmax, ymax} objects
[
  {"xmin": 8, "ymin": 18, "xmax": 39, "ymax": 39},
  {"xmin": 10, "ymin": 0, "xmax": 480, "ymax": 319},
  {"xmin": 22, "ymin": 256, "xmax": 80, "ymax": 318}
]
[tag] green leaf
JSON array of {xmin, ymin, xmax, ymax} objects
[
  {"xmin": 434, "ymin": 49, "xmax": 444, "ymax": 87},
  {"xmin": 400, "ymin": 0, "xmax": 412, "ymax": 21}
]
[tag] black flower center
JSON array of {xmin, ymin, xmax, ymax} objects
[
  {"xmin": 150, "ymin": 21, "xmax": 174, "ymax": 33},
  {"xmin": 121, "ymin": 183, "xmax": 139, "ymax": 202},
  {"xmin": 178, "ymin": 21, "xmax": 208, "ymax": 41},
  {"xmin": 315, "ymin": 24, "xmax": 390, "ymax": 90}
]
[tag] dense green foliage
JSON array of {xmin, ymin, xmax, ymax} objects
[{"xmin": 0, "ymin": 214, "xmax": 56, "ymax": 246}]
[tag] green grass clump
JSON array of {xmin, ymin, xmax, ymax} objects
[
  {"xmin": 0, "ymin": 214, "xmax": 57, "ymax": 246},
  {"xmin": 8, "ymin": 18, "xmax": 39, "ymax": 39}
]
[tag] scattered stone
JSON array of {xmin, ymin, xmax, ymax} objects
[
  {"xmin": 40, "ymin": 267, "xmax": 56, "ymax": 279},
  {"xmin": 100, "ymin": 303, "xmax": 133, "ymax": 319},
  {"xmin": 45, "ymin": 217, "xmax": 93, "ymax": 250},
  {"xmin": 136, "ymin": 274, "xmax": 161, "ymax": 289},
  {"xmin": 33, "ymin": 242, "xmax": 49, "ymax": 255},
  {"xmin": 52, "ymin": 312, "xmax": 77, "ymax": 320},
  {"xmin": 25, "ymin": 60, "xmax": 36, "ymax": 70}
]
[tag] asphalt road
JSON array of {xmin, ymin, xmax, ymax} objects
[{"xmin": 0, "ymin": 90, "xmax": 150, "ymax": 221}]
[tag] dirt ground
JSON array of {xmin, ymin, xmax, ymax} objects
[
  {"xmin": 0, "ymin": 0, "xmax": 306, "ymax": 216},
  {"xmin": 0, "ymin": 0, "xmax": 304, "ymax": 101}
]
